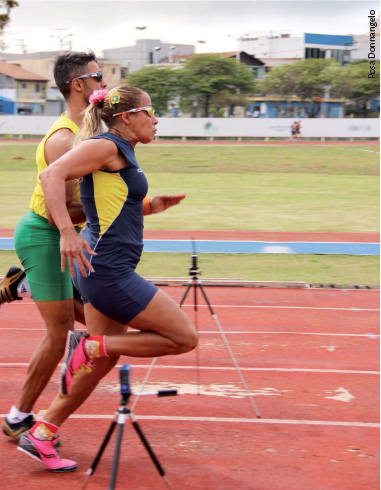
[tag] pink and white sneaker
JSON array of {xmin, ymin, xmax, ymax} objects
[
  {"xmin": 60, "ymin": 330, "xmax": 95, "ymax": 395},
  {"xmin": 18, "ymin": 432, "xmax": 77, "ymax": 472}
]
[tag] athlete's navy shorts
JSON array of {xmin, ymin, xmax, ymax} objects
[{"xmin": 73, "ymin": 267, "xmax": 158, "ymax": 325}]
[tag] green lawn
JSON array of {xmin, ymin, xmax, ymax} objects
[
  {"xmin": 0, "ymin": 142, "xmax": 379, "ymax": 285},
  {"xmin": 0, "ymin": 250, "xmax": 378, "ymax": 287}
]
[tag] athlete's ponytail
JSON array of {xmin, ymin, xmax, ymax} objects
[{"xmin": 74, "ymin": 89, "xmax": 107, "ymax": 146}]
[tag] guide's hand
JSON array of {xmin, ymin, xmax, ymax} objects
[
  {"xmin": 60, "ymin": 229, "xmax": 97, "ymax": 278},
  {"xmin": 150, "ymin": 194, "xmax": 186, "ymax": 214}
]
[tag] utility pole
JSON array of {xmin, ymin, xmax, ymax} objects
[
  {"xmin": 135, "ymin": 26, "xmax": 147, "ymax": 69},
  {"xmin": 15, "ymin": 39, "xmax": 27, "ymax": 54},
  {"xmin": 50, "ymin": 29, "xmax": 73, "ymax": 53}
]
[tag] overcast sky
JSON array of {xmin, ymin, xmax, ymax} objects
[{"xmin": 1, "ymin": 0, "xmax": 379, "ymax": 56}]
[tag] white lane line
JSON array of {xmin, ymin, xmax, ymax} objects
[
  {"xmin": 0, "ymin": 413, "xmax": 377, "ymax": 428},
  {"xmin": 1, "ymin": 328, "xmax": 379, "ymax": 338},
  {"xmin": 0, "ymin": 362, "xmax": 378, "ymax": 375},
  {"xmin": 181, "ymin": 305, "xmax": 380, "ymax": 312},
  {"xmin": 1, "ymin": 328, "xmax": 380, "ymax": 336},
  {"xmin": 4, "ymin": 303, "xmax": 379, "ymax": 311},
  {"xmin": 25, "ymin": 414, "xmax": 380, "ymax": 428},
  {"xmin": 200, "ymin": 331, "xmax": 380, "ymax": 337},
  {"xmin": 355, "ymin": 148, "xmax": 380, "ymax": 154}
]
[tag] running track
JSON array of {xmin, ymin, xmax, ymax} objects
[
  {"xmin": 0, "ymin": 229, "xmax": 379, "ymax": 256},
  {"xmin": 0, "ymin": 286, "xmax": 379, "ymax": 490}
]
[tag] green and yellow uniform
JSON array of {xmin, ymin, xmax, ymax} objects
[{"xmin": 14, "ymin": 114, "xmax": 83, "ymax": 301}]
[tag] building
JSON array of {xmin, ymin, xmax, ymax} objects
[
  {"xmin": 0, "ymin": 62, "xmax": 49, "ymax": 114},
  {"xmin": 245, "ymin": 96, "xmax": 346, "ymax": 119},
  {"xmin": 3, "ymin": 52, "xmax": 122, "ymax": 115},
  {"xmin": 241, "ymin": 32, "xmax": 356, "ymax": 65},
  {"xmin": 103, "ymin": 39, "xmax": 195, "ymax": 73}
]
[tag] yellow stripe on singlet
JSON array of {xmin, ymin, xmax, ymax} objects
[
  {"xmin": 29, "ymin": 114, "xmax": 83, "ymax": 225},
  {"xmin": 92, "ymin": 170, "xmax": 128, "ymax": 236}
]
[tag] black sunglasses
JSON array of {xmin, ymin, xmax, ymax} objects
[{"xmin": 66, "ymin": 71, "xmax": 103, "ymax": 84}]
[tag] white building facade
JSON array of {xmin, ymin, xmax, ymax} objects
[
  {"xmin": 240, "ymin": 33, "xmax": 359, "ymax": 64},
  {"xmin": 103, "ymin": 39, "xmax": 195, "ymax": 73}
]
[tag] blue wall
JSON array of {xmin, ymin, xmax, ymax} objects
[
  {"xmin": 247, "ymin": 100, "xmax": 344, "ymax": 118},
  {"xmin": 0, "ymin": 96, "xmax": 15, "ymax": 114},
  {"xmin": 304, "ymin": 33, "xmax": 353, "ymax": 46}
]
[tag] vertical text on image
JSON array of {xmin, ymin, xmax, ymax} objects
[{"xmin": 368, "ymin": 9, "xmax": 377, "ymax": 78}]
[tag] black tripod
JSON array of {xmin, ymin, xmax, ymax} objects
[
  {"xmin": 81, "ymin": 365, "xmax": 177, "ymax": 490},
  {"xmin": 179, "ymin": 241, "xmax": 261, "ymax": 418}
]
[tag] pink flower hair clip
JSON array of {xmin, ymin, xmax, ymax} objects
[{"xmin": 89, "ymin": 89, "xmax": 108, "ymax": 105}]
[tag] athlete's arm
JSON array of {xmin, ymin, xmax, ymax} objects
[
  {"xmin": 44, "ymin": 128, "xmax": 86, "ymax": 226},
  {"xmin": 147, "ymin": 194, "xmax": 186, "ymax": 214}
]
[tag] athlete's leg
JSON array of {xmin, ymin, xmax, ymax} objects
[
  {"xmin": 15, "ymin": 299, "xmax": 75, "ymax": 413},
  {"xmin": 35, "ymin": 312, "xmax": 125, "ymax": 428},
  {"xmin": 39, "ymin": 285, "xmax": 198, "ymax": 426},
  {"xmin": 73, "ymin": 298, "xmax": 85, "ymax": 324},
  {"xmin": 104, "ymin": 288, "xmax": 198, "ymax": 357},
  {"xmin": 11, "ymin": 211, "xmax": 78, "ymax": 413}
]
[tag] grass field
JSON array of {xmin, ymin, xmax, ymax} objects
[
  {"xmin": 0, "ymin": 142, "xmax": 379, "ymax": 285},
  {"xmin": 0, "ymin": 249, "xmax": 379, "ymax": 287}
]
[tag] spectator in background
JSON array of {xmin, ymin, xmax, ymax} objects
[
  {"xmin": 295, "ymin": 121, "xmax": 302, "ymax": 141},
  {"xmin": 290, "ymin": 121, "xmax": 297, "ymax": 141}
]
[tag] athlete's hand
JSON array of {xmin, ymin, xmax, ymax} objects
[
  {"xmin": 60, "ymin": 228, "xmax": 96, "ymax": 278},
  {"xmin": 149, "ymin": 194, "xmax": 186, "ymax": 214}
]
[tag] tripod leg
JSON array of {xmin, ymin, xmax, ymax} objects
[
  {"xmin": 129, "ymin": 411, "xmax": 175, "ymax": 490},
  {"xmin": 81, "ymin": 415, "xmax": 118, "ymax": 490},
  {"xmin": 179, "ymin": 279, "xmax": 194, "ymax": 307},
  {"xmin": 192, "ymin": 282, "xmax": 201, "ymax": 395},
  {"xmin": 131, "ymin": 357, "xmax": 157, "ymax": 411},
  {"xmin": 196, "ymin": 280, "xmax": 261, "ymax": 419},
  {"xmin": 180, "ymin": 278, "xmax": 202, "ymax": 394},
  {"xmin": 109, "ymin": 409, "xmax": 127, "ymax": 490}
]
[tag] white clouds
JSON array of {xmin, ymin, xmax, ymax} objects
[{"xmin": 2, "ymin": 1, "xmax": 379, "ymax": 56}]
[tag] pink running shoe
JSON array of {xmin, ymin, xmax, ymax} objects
[
  {"xmin": 18, "ymin": 432, "xmax": 77, "ymax": 472},
  {"xmin": 60, "ymin": 330, "xmax": 95, "ymax": 395}
]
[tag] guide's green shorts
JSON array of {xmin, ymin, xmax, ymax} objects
[{"xmin": 14, "ymin": 210, "xmax": 81, "ymax": 302}]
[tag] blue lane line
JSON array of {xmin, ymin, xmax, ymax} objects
[{"xmin": 1, "ymin": 238, "xmax": 379, "ymax": 255}]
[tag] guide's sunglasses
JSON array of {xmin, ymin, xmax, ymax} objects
[
  {"xmin": 66, "ymin": 71, "xmax": 103, "ymax": 84},
  {"xmin": 113, "ymin": 106, "xmax": 155, "ymax": 117}
]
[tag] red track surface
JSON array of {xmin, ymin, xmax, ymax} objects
[{"xmin": 0, "ymin": 286, "xmax": 379, "ymax": 490}]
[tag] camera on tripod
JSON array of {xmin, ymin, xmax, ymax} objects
[
  {"xmin": 189, "ymin": 238, "xmax": 201, "ymax": 276},
  {"xmin": 120, "ymin": 364, "xmax": 131, "ymax": 399}
]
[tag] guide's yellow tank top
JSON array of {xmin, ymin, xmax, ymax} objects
[{"xmin": 29, "ymin": 113, "xmax": 84, "ymax": 226}]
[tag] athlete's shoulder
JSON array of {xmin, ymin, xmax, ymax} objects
[{"xmin": 44, "ymin": 128, "xmax": 75, "ymax": 165}]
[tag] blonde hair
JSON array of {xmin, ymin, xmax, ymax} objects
[{"xmin": 74, "ymin": 85, "xmax": 146, "ymax": 146}]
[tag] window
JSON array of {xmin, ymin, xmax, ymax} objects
[
  {"xmin": 331, "ymin": 50, "xmax": 346, "ymax": 65},
  {"xmin": 22, "ymin": 83, "xmax": 27, "ymax": 89},
  {"xmin": 35, "ymin": 83, "xmax": 40, "ymax": 93},
  {"xmin": 305, "ymin": 48, "xmax": 326, "ymax": 59}
]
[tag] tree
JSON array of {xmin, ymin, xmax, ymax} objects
[
  {"xmin": 0, "ymin": 0, "xmax": 18, "ymax": 32},
  {"xmin": 330, "ymin": 61, "xmax": 380, "ymax": 117},
  {"xmin": 261, "ymin": 58, "xmax": 339, "ymax": 117},
  {"xmin": 127, "ymin": 66, "xmax": 179, "ymax": 116},
  {"xmin": 177, "ymin": 54, "xmax": 256, "ymax": 117}
]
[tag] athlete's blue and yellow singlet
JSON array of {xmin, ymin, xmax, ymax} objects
[{"xmin": 73, "ymin": 132, "xmax": 158, "ymax": 324}]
